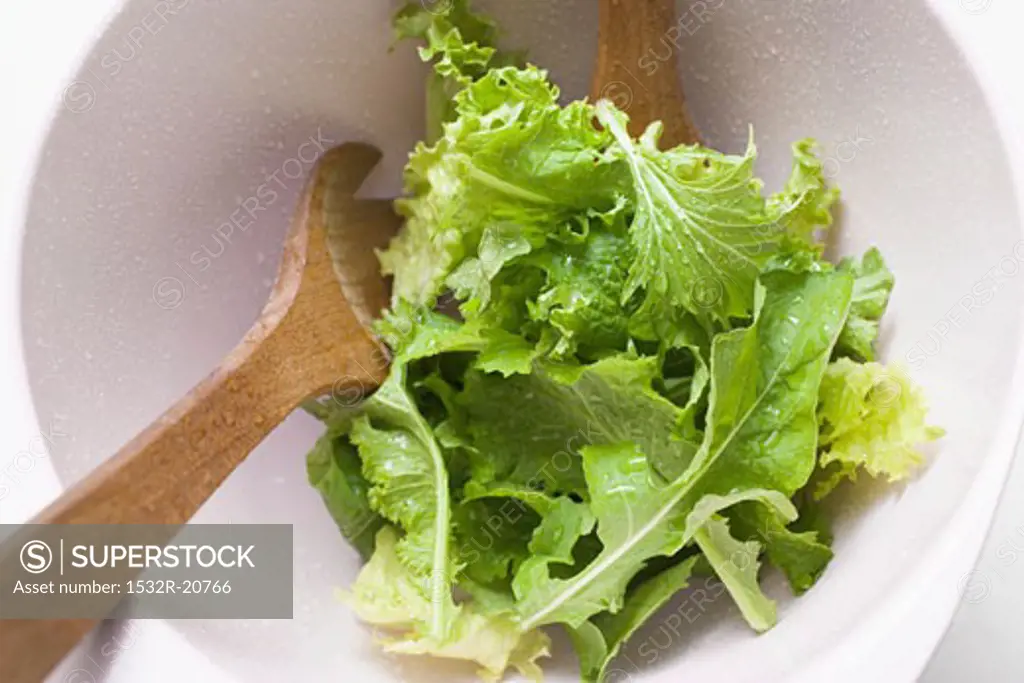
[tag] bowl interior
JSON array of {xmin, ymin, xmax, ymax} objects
[{"xmin": 19, "ymin": 0, "xmax": 1024, "ymax": 681}]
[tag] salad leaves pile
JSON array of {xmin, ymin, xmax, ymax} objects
[{"xmin": 305, "ymin": 3, "xmax": 943, "ymax": 681}]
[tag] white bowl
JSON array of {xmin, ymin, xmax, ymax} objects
[{"xmin": 3, "ymin": 0, "xmax": 1024, "ymax": 681}]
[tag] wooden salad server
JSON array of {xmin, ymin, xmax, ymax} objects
[
  {"xmin": 592, "ymin": 0, "xmax": 702, "ymax": 146},
  {"xmin": 0, "ymin": 143, "xmax": 400, "ymax": 683}
]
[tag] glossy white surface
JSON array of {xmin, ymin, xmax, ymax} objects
[
  {"xmin": 924, "ymin": 437, "xmax": 1024, "ymax": 683},
  {"xmin": 2, "ymin": 1, "xmax": 1024, "ymax": 682}
]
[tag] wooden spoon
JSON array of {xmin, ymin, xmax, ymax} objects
[
  {"xmin": 592, "ymin": 0, "xmax": 701, "ymax": 146},
  {"xmin": 1, "ymin": 2, "xmax": 703, "ymax": 679},
  {"xmin": 0, "ymin": 142, "xmax": 401, "ymax": 683}
]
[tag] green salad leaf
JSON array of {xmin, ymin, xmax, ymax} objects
[
  {"xmin": 835, "ymin": 248, "xmax": 895, "ymax": 361},
  {"xmin": 394, "ymin": 0, "xmax": 523, "ymax": 142},
  {"xmin": 304, "ymin": 4, "xmax": 943, "ymax": 681},
  {"xmin": 597, "ymin": 102, "xmax": 781, "ymax": 326},
  {"xmin": 345, "ymin": 526, "xmax": 551, "ymax": 680},
  {"xmin": 460, "ymin": 355, "xmax": 698, "ymax": 493},
  {"xmin": 728, "ymin": 501, "xmax": 834, "ymax": 595},
  {"xmin": 815, "ymin": 359, "xmax": 944, "ymax": 499},
  {"xmin": 464, "ymin": 483, "xmax": 597, "ymax": 568},
  {"xmin": 513, "ymin": 267, "xmax": 852, "ymax": 632},
  {"xmin": 352, "ymin": 362, "xmax": 457, "ymax": 640},
  {"xmin": 570, "ymin": 556, "xmax": 699, "ymax": 683},
  {"xmin": 693, "ymin": 516, "xmax": 775, "ymax": 632},
  {"xmin": 769, "ymin": 139, "xmax": 840, "ymax": 249},
  {"xmin": 306, "ymin": 429, "xmax": 384, "ymax": 558},
  {"xmin": 380, "ymin": 66, "xmax": 623, "ymax": 305}
]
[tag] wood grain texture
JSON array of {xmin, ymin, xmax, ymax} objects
[
  {"xmin": 592, "ymin": 0, "xmax": 702, "ymax": 146},
  {"xmin": 0, "ymin": 143, "xmax": 399, "ymax": 683}
]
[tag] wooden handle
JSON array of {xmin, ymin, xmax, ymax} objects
[
  {"xmin": 0, "ymin": 144, "xmax": 393, "ymax": 683},
  {"xmin": 24, "ymin": 145, "xmax": 388, "ymax": 529},
  {"xmin": 0, "ymin": 328, "xmax": 363, "ymax": 683},
  {"xmin": 592, "ymin": 0, "xmax": 701, "ymax": 146}
]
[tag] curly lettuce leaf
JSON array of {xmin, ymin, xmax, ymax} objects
[
  {"xmin": 768, "ymin": 139, "xmax": 840, "ymax": 249},
  {"xmin": 528, "ymin": 225, "xmax": 636, "ymax": 359},
  {"xmin": 416, "ymin": 18, "xmax": 495, "ymax": 86},
  {"xmin": 381, "ymin": 66, "xmax": 624, "ymax": 305},
  {"xmin": 345, "ymin": 527, "xmax": 550, "ymax": 681},
  {"xmin": 393, "ymin": 0, "xmax": 498, "ymax": 49},
  {"xmin": 815, "ymin": 359, "xmax": 943, "ymax": 499},
  {"xmin": 834, "ymin": 247, "xmax": 895, "ymax": 361},
  {"xmin": 393, "ymin": 0, "xmax": 524, "ymax": 143},
  {"xmin": 446, "ymin": 222, "xmax": 533, "ymax": 314},
  {"xmin": 377, "ymin": 303, "xmax": 535, "ymax": 377}
]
